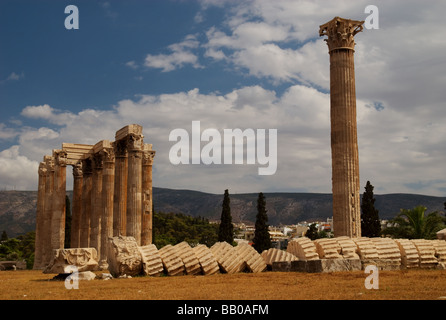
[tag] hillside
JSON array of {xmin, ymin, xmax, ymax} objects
[{"xmin": 0, "ymin": 188, "xmax": 444, "ymax": 238}]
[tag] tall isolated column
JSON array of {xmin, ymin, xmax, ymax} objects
[
  {"xmin": 319, "ymin": 17, "xmax": 364, "ymax": 237},
  {"xmin": 70, "ymin": 161, "xmax": 83, "ymax": 248},
  {"xmin": 141, "ymin": 145, "xmax": 155, "ymax": 246},
  {"xmin": 126, "ymin": 129, "xmax": 143, "ymax": 245},
  {"xmin": 100, "ymin": 145, "xmax": 115, "ymax": 269},
  {"xmin": 51, "ymin": 150, "xmax": 67, "ymax": 251},
  {"xmin": 33, "ymin": 161, "xmax": 47, "ymax": 269}
]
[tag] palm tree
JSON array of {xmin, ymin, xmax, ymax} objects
[{"xmin": 382, "ymin": 205, "xmax": 445, "ymax": 239}]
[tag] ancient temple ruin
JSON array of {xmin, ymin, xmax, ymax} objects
[
  {"xmin": 319, "ymin": 17, "xmax": 364, "ymax": 237},
  {"xmin": 33, "ymin": 124, "xmax": 155, "ymax": 269}
]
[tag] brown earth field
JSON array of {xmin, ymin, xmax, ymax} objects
[{"xmin": 0, "ymin": 269, "xmax": 446, "ymax": 301}]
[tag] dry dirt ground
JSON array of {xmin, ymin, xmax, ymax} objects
[{"xmin": 1, "ymin": 269, "xmax": 446, "ymax": 301}]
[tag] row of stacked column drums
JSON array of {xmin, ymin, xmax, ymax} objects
[
  {"xmin": 116, "ymin": 236, "xmax": 446, "ymax": 278},
  {"xmin": 33, "ymin": 125, "xmax": 155, "ymax": 270}
]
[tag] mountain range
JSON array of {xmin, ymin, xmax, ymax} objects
[{"xmin": 0, "ymin": 188, "xmax": 444, "ymax": 238}]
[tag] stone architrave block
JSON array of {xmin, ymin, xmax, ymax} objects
[
  {"xmin": 335, "ymin": 236, "xmax": 360, "ymax": 259},
  {"xmin": 394, "ymin": 239, "xmax": 419, "ymax": 269},
  {"xmin": 210, "ymin": 242, "xmax": 245, "ymax": 274},
  {"xmin": 286, "ymin": 237, "xmax": 319, "ymax": 260},
  {"xmin": 411, "ymin": 239, "xmax": 438, "ymax": 268},
  {"xmin": 107, "ymin": 236, "xmax": 143, "ymax": 278},
  {"xmin": 234, "ymin": 243, "xmax": 267, "ymax": 273},
  {"xmin": 352, "ymin": 237, "xmax": 379, "ymax": 260},
  {"xmin": 158, "ymin": 244, "xmax": 185, "ymax": 276},
  {"xmin": 314, "ymin": 238, "xmax": 342, "ymax": 259},
  {"xmin": 43, "ymin": 248, "xmax": 99, "ymax": 274},
  {"xmin": 174, "ymin": 242, "xmax": 202, "ymax": 275},
  {"xmin": 192, "ymin": 244, "xmax": 220, "ymax": 275},
  {"xmin": 261, "ymin": 248, "xmax": 298, "ymax": 267},
  {"xmin": 138, "ymin": 244, "xmax": 164, "ymax": 276}
]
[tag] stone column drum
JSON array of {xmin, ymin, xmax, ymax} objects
[
  {"xmin": 51, "ymin": 150, "xmax": 67, "ymax": 252},
  {"xmin": 319, "ymin": 17, "xmax": 364, "ymax": 237}
]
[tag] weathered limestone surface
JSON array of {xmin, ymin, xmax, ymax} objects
[
  {"xmin": 174, "ymin": 242, "xmax": 202, "ymax": 275},
  {"xmin": 261, "ymin": 248, "xmax": 298, "ymax": 267},
  {"xmin": 335, "ymin": 236, "xmax": 360, "ymax": 259},
  {"xmin": 432, "ymin": 240, "xmax": 446, "ymax": 265},
  {"xmin": 286, "ymin": 237, "xmax": 319, "ymax": 260},
  {"xmin": 234, "ymin": 243, "xmax": 267, "ymax": 273},
  {"xmin": 210, "ymin": 242, "xmax": 245, "ymax": 274},
  {"xmin": 411, "ymin": 239, "xmax": 438, "ymax": 268},
  {"xmin": 352, "ymin": 237, "xmax": 379, "ymax": 260},
  {"xmin": 319, "ymin": 17, "xmax": 364, "ymax": 237},
  {"xmin": 193, "ymin": 244, "xmax": 220, "ymax": 275},
  {"xmin": 395, "ymin": 239, "xmax": 420, "ymax": 269},
  {"xmin": 107, "ymin": 236, "xmax": 142, "ymax": 277},
  {"xmin": 138, "ymin": 244, "xmax": 164, "ymax": 276},
  {"xmin": 158, "ymin": 244, "xmax": 185, "ymax": 276},
  {"xmin": 43, "ymin": 248, "xmax": 99, "ymax": 274},
  {"xmin": 314, "ymin": 238, "xmax": 342, "ymax": 259},
  {"xmin": 371, "ymin": 238, "xmax": 401, "ymax": 269}
]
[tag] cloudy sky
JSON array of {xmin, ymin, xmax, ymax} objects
[{"xmin": 1, "ymin": 0, "xmax": 445, "ymax": 197}]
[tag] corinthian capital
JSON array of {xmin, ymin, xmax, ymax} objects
[{"xmin": 319, "ymin": 17, "xmax": 364, "ymax": 52}]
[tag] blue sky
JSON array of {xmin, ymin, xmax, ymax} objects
[{"xmin": 1, "ymin": 0, "xmax": 446, "ymax": 197}]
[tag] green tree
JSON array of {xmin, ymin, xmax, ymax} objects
[
  {"xmin": 1, "ymin": 230, "xmax": 7, "ymax": 242},
  {"xmin": 305, "ymin": 223, "xmax": 319, "ymax": 240},
  {"xmin": 253, "ymin": 192, "xmax": 271, "ymax": 253},
  {"xmin": 218, "ymin": 189, "xmax": 233, "ymax": 244},
  {"xmin": 361, "ymin": 181, "xmax": 381, "ymax": 237},
  {"xmin": 382, "ymin": 205, "xmax": 445, "ymax": 239}
]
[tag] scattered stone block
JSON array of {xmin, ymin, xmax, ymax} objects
[
  {"xmin": 352, "ymin": 237, "xmax": 379, "ymax": 260},
  {"xmin": 234, "ymin": 243, "xmax": 267, "ymax": 273},
  {"xmin": 335, "ymin": 236, "xmax": 360, "ymax": 259},
  {"xmin": 77, "ymin": 271, "xmax": 97, "ymax": 281},
  {"xmin": 286, "ymin": 237, "xmax": 319, "ymax": 260},
  {"xmin": 314, "ymin": 238, "xmax": 342, "ymax": 259},
  {"xmin": 138, "ymin": 244, "xmax": 164, "ymax": 276},
  {"xmin": 158, "ymin": 244, "xmax": 185, "ymax": 276},
  {"xmin": 43, "ymin": 248, "xmax": 99, "ymax": 274},
  {"xmin": 395, "ymin": 239, "xmax": 419, "ymax": 269},
  {"xmin": 411, "ymin": 239, "xmax": 438, "ymax": 268},
  {"xmin": 261, "ymin": 248, "xmax": 298, "ymax": 267},
  {"xmin": 371, "ymin": 238, "xmax": 401, "ymax": 268},
  {"xmin": 107, "ymin": 236, "xmax": 142, "ymax": 278},
  {"xmin": 174, "ymin": 242, "xmax": 202, "ymax": 275},
  {"xmin": 210, "ymin": 242, "xmax": 245, "ymax": 274},
  {"xmin": 192, "ymin": 244, "xmax": 220, "ymax": 275},
  {"xmin": 432, "ymin": 240, "xmax": 446, "ymax": 264}
]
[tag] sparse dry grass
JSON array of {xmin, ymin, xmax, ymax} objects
[{"xmin": 1, "ymin": 269, "xmax": 446, "ymax": 300}]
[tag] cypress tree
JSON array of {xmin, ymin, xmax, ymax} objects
[
  {"xmin": 361, "ymin": 181, "xmax": 381, "ymax": 237},
  {"xmin": 253, "ymin": 192, "xmax": 271, "ymax": 253},
  {"xmin": 218, "ymin": 189, "xmax": 233, "ymax": 243}
]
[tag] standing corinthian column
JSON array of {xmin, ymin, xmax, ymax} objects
[
  {"xmin": 319, "ymin": 17, "xmax": 364, "ymax": 237},
  {"xmin": 33, "ymin": 161, "xmax": 47, "ymax": 269},
  {"xmin": 141, "ymin": 144, "xmax": 155, "ymax": 246},
  {"xmin": 70, "ymin": 161, "xmax": 83, "ymax": 248},
  {"xmin": 126, "ymin": 129, "xmax": 143, "ymax": 245}
]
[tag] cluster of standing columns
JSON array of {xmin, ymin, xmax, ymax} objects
[{"xmin": 33, "ymin": 125, "xmax": 155, "ymax": 270}]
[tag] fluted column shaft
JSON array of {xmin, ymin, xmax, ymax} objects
[
  {"xmin": 33, "ymin": 162, "xmax": 47, "ymax": 269},
  {"xmin": 79, "ymin": 158, "xmax": 92, "ymax": 248},
  {"xmin": 100, "ymin": 147, "xmax": 115, "ymax": 268},
  {"xmin": 90, "ymin": 153, "xmax": 103, "ymax": 255},
  {"xmin": 51, "ymin": 150, "xmax": 67, "ymax": 251},
  {"xmin": 141, "ymin": 146, "xmax": 155, "ymax": 246},
  {"xmin": 70, "ymin": 161, "xmax": 83, "ymax": 248},
  {"xmin": 113, "ymin": 139, "xmax": 128, "ymax": 236},
  {"xmin": 320, "ymin": 17, "xmax": 364, "ymax": 237}
]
